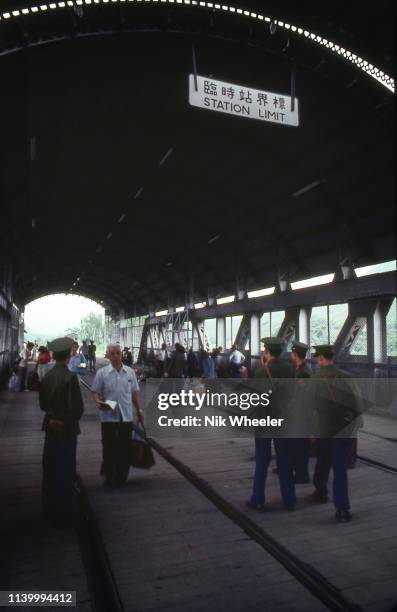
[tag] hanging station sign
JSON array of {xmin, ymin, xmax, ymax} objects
[{"xmin": 189, "ymin": 74, "xmax": 299, "ymax": 127}]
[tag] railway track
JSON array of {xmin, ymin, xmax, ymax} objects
[
  {"xmin": 75, "ymin": 477, "xmax": 125, "ymax": 612},
  {"xmin": 357, "ymin": 455, "xmax": 397, "ymax": 475},
  {"xmin": 77, "ymin": 372, "xmax": 396, "ymax": 612}
]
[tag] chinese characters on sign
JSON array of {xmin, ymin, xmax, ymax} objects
[{"xmin": 189, "ymin": 75, "xmax": 299, "ymax": 127}]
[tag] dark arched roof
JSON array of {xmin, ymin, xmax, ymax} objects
[{"xmin": 0, "ymin": 2, "xmax": 394, "ymax": 315}]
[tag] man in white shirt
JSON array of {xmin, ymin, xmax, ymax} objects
[
  {"xmin": 92, "ymin": 343, "xmax": 144, "ymax": 487},
  {"xmin": 18, "ymin": 342, "xmax": 34, "ymax": 391},
  {"xmin": 156, "ymin": 343, "xmax": 168, "ymax": 377},
  {"xmin": 229, "ymin": 344, "xmax": 245, "ymax": 378}
]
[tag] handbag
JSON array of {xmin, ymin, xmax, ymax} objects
[
  {"xmin": 129, "ymin": 422, "xmax": 155, "ymax": 469},
  {"xmin": 47, "ymin": 415, "xmax": 66, "ymax": 433}
]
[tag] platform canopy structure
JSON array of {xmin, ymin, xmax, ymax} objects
[{"xmin": 0, "ymin": 0, "xmax": 395, "ymax": 374}]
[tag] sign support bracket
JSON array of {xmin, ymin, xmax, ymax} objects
[{"xmin": 192, "ymin": 43, "xmax": 198, "ymax": 92}]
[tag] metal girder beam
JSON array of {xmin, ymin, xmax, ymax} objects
[
  {"xmin": 277, "ymin": 307, "xmax": 301, "ymax": 346},
  {"xmin": 234, "ymin": 314, "xmax": 251, "ymax": 351},
  {"xmin": 333, "ymin": 299, "xmax": 379, "ymax": 360},
  {"xmin": 189, "ymin": 272, "xmax": 396, "ymax": 321}
]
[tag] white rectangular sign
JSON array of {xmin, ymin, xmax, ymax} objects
[{"xmin": 189, "ymin": 74, "xmax": 299, "ymax": 127}]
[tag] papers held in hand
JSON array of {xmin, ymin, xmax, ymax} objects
[{"xmin": 98, "ymin": 399, "xmax": 117, "ymax": 412}]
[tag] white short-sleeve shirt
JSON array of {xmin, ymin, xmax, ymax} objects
[
  {"xmin": 91, "ymin": 364, "xmax": 140, "ymax": 423},
  {"xmin": 229, "ymin": 349, "xmax": 245, "ymax": 365}
]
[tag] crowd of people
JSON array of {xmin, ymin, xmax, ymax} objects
[
  {"xmin": 10, "ymin": 338, "xmax": 97, "ymax": 392},
  {"xmin": 146, "ymin": 343, "xmax": 249, "ymax": 380},
  {"xmin": 9, "ymin": 334, "xmax": 362, "ymax": 527}
]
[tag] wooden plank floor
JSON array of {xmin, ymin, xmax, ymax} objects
[
  {"xmin": 78, "ymin": 379, "xmax": 326, "ymax": 612},
  {"xmin": 1, "ymin": 364, "xmax": 396, "ymax": 612},
  {"xmin": 0, "ymin": 388, "xmax": 92, "ymax": 612}
]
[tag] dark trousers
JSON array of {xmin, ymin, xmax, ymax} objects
[
  {"xmin": 88, "ymin": 357, "xmax": 96, "ymax": 372},
  {"xmin": 251, "ymin": 438, "xmax": 296, "ymax": 509},
  {"xmin": 230, "ymin": 364, "xmax": 241, "ymax": 379},
  {"xmin": 17, "ymin": 366, "xmax": 27, "ymax": 391},
  {"xmin": 156, "ymin": 361, "xmax": 165, "ymax": 378},
  {"xmin": 290, "ymin": 438, "xmax": 310, "ymax": 482},
  {"xmin": 101, "ymin": 422, "xmax": 133, "ymax": 485},
  {"xmin": 42, "ymin": 431, "xmax": 78, "ymax": 519},
  {"xmin": 313, "ymin": 438, "xmax": 353, "ymax": 511}
]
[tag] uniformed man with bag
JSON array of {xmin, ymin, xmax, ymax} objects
[
  {"xmin": 311, "ymin": 345, "xmax": 362, "ymax": 523},
  {"xmin": 289, "ymin": 341, "xmax": 312, "ymax": 484},
  {"xmin": 246, "ymin": 337, "xmax": 296, "ymax": 512},
  {"xmin": 39, "ymin": 337, "xmax": 84, "ymax": 524}
]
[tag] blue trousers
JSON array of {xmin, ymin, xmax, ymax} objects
[
  {"xmin": 313, "ymin": 438, "xmax": 353, "ymax": 511},
  {"xmin": 230, "ymin": 363, "xmax": 241, "ymax": 378},
  {"xmin": 251, "ymin": 438, "xmax": 296, "ymax": 508},
  {"xmin": 290, "ymin": 438, "xmax": 310, "ymax": 481},
  {"xmin": 42, "ymin": 431, "xmax": 78, "ymax": 520}
]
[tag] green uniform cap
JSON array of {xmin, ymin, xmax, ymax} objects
[
  {"xmin": 47, "ymin": 337, "xmax": 75, "ymax": 353},
  {"xmin": 313, "ymin": 344, "xmax": 334, "ymax": 357},
  {"xmin": 291, "ymin": 341, "xmax": 309, "ymax": 354},
  {"xmin": 261, "ymin": 337, "xmax": 285, "ymax": 350}
]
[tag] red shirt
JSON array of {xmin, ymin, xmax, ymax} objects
[{"xmin": 38, "ymin": 352, "xmax": 51, "ymax": 364}]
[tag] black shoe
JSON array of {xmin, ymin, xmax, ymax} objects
[
  {"xmin": 245, "ymin": 500, "xmax": 266, "ymax": 512},
  {"xmin": 336, "ymin": 509, "xmax": 352, "ymax": 523},
  {"xmin": 312, "ymin": 490, "xmax": 329, "ymax": 503}
]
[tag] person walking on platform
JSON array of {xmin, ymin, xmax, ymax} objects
[
  {"xmin": 200, "ymin": 349, "xmax": 216, "ymax": 380},
  {"xmin": 247, "ymin": 338, "xmax": 295, "ymax": 512},
  {"xmin": 187, "ymin": 347, "xmax": 199, "ymax": 379},
  {"xmin": 36, "ymin": 346, "xmax": 52, "ymax": 382},
  {"xmin": 122, "ymin": 346, "xmax": 133, "ymax": 367},
  {"xmin": 229, "ymin": 344, "xmax": 245, "ymax": 378},
  {"xmin": 17, "ymin": 341, "xmax": 34, "ymax": 391},
  {"xmin": 156, "ymin": 343, "xmax": 168, "ymax": 378},
  {"xmin": 290, "ymin": 341, "xmax": 312, "ymax": 484},
  {"xmin": 165, "ymin": 343, "xmax": 186, "ymax": 379},
  {"xmin": 92, "ymin": 343, "xmax": 143, "ymax": 488},
  {"xmin": 311, "ymin": 345, "xmax": 362, "ymax": 523},
  {"xmin": 68, "ymin": 341, "xmax": 87, "ymax": 375},
  {"xmin": 80, "ymin": 340, "xmax": 89, "ymax": 363},
  {"xmin": 88, "ymin": 340, "xmax": 96, "ymax": 373},
  {"xmin": 39, "ymin": 337, "xmax": 84, "ymax": 524}
]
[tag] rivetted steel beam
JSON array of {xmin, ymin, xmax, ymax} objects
[{"xmin": 189, "ymin": 272, "xmax": 396, "ymax": 320}]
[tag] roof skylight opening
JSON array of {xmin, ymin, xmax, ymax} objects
[
  {"xmin": 217, "ymin": 295, "xmax": 235, "ymax": 305},
  {"xmin": 355, "ymin": 260, "xmax": 396, "ymax": 278},
  {"xmin": 247, "ymin": 287, "xmax": 275, "ymax": 299},
  {"xmin": 291, "ymin": 273, "xmax": 335, "ymax": 290}
]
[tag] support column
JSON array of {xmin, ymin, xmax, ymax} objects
[
  {"xmin": 298, "ymin": 307, "xmax": 311, "ymax": 344},
  {"xmin": 250, "ymin": 314, "xmax": 261, "ymax": 356},
  {"xmin": 373, "ymin": 298, "xmax": 393, "ymax": 363},
  {"xmin": 216, "ymin": 317, "xmax": 226, "ymax": 350}
]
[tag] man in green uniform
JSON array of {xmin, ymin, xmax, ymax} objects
[
  {"xmin": 290, "ymin": 341, "xmax": 312, "ymax": 484},
  {"xmin": 39, "ymin": 337, "xmax": 84, "ymax": 524},
  {"xmin": 311, "ymin": 344, "xmax": 362, "ymax": 523},
  {"xmin": 247, "ymin": 337, "xmax": 296, "ymax": 512}
]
